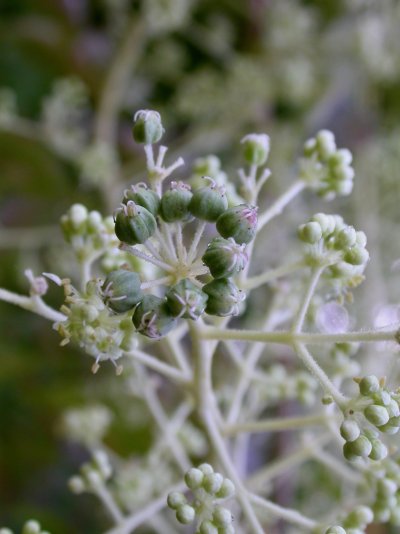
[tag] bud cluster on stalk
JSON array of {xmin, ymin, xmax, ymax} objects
[
  {"xmin": 324, "ymin": 505, "xmax": 374, "ymax": 534},
  {"xmin": 0, "ymin": 520, "xmax": 50, "ymax": 534},
  {"xmin": 340, "ymin": 375, "xmax": 400, "ymax": 463},
  {"xmin": 68, "ymin": 450, "xmax": 112, "ymax": 495},
  {"xmin": 167, "ymin": 464, "xmax": 236, "ymax": 533}
]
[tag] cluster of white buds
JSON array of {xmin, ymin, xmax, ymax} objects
[
  {"xmin": 41, "ymin": 77, "xmax": 88, "ymax": 158},
  {"xmin": 68, "ymin": 450, "xmax": 112, "ymax": 495},
  {"xmin": 167, "ymin": 464, "xmax": 235, "ymax": 533},
  {"xmin": 298, "ymin": 213, "xmax": 369, "ymax": 289},
  {"xmin": 60, "ymin": 204, "xmax": 117, "ymax": 263},
  {"xmin": 324, "ymin": 505, "xmax": 374, "ymax": 534},
  {"xmin": 60, "ymin": 405, "xmax": 113, "ymax": 446},
  {"xmin": 55, "ymin": 279, "xmax": 137, "ymax": 373},
  {"xmin": 299, "ymin": 130, "xmax": 355, "ymax": 200},
  {"xmin": 340, "ymin": 375, "xmax": 400, "ymax": 463},
  {"xmin": 0, "ymin": 520, "xmax": 50, "ymax": 534}
]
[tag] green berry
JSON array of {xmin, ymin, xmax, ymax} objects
[
  {"xmin": 114, "ymin": 201, "xmax": 156, "ymax": 245},
  {"xmin": 364, "ymin": 404, "xmax": 390, "ymax": 427},
  {"xmin": 241, "ymin": 133, "xmax": 270, "ymax": 166},
  {"xmin": 102, "ymin": 270, "xmax": 143, "ymax": 313},
  {"xmin": 123, "ymin": 183, "xmax": 160, "ymax": 216},
  {"xmin": 132, "ymin": 295, "xmax": 176, "ymax": 339},
  {"xmin": 203, "ymin": 278, "xmax": 244, "ymax": 317},
  {"xmin": 132, "ymin": 109, "xmax": 164, "ymax": 145},
  {"xmin": 159, "ymin": 181, "xmax": 193, "ymax": 222},
  {"xmin": 166, "ymin": 279, "xmax": 208, "ymax": 320},
  {"xmin": 189, "ymin": 178, "xmax": 228, "ymax": 221},
  {"xmin": 216, "ymin": 204, "xmax": 258, "ymax": 244},
  {"xmin": 202, "ymin": 237, "xmax": 248, "ymax": 279}
]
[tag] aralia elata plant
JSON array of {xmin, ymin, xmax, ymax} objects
[{"xmin": 1, "ymin": 109, "xmax": 400, "ymax": 534}]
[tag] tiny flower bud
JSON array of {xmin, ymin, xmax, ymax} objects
[
  {"xmin": 189, "ymin": 178, "xmax": 228, "ymax": 221},
  {"xmin": 377, "ymin": 478, "xmax": 397, "ymax": 498},
  {"xmin": 216, "ymin": 204, "xmax": 258, "ymax": 244},
  {"xmin": 335, "ymin": 227, "xmax": 357, "ymax": 249},
  {"xmin": 199, "ymin": 521, "xmax": 218, "ymax": 534},
  {"xmin": 325, "ymin": 528, "xmax": 346, "ymax": 534},
  {"xmin": 349, "ymin": 435, "xmax": 372, "ymax": 458},
  {"xmin": 344, "ymin": 247, "xmax": 369, "ymax": 266},
  {"xmin": 159, "ymin": 182, "xmax": 193, "ymax": 223},
  {"xmin": 114, "ymin": 202, "xmax": 157, "ymax": 245},
  {"xmin": 198, "ymin": 463, "xmax": 214, "ymax": 475},
  {"xmin": 167, "ymin": 491, "xmax": 187, "ymax": 510},
  {"xmin": 202, "ymin": 237, "xmax": 248, "ymax": 279},
  {"xmin": 213, "ymin": 507, "xmax": 233, "ymax": 527},
  {"xmin": 316, "ymin": 130, "xmax": 336, "ymax": 159},
  {"xmin": 102, "ymin": 269, "xmax": 143, "ymax": 313},
  {"xmin": 124, "ymin": 183, "xmax": 160, "ymax": 216},
  {"xmin": 176, "ymin": 504, "xmax": 195, "ymax": 524},
  {"xmin": 241, "ymin": 133, "xmax": 270, "ymax": 166},
  {"xmin": 340, "ymin": 420, "xmax": 360, "ymax": 442},
  {"xmin": 22, "ymin": 522, "xmax": 41, "ymax": 534},
  {"xmin": 203, "ymin": 472, "xmax": 224, "ymax": 494},
  {"xmin": 68, "ymin": 475, "xmax": 86, "ymax": 493},
  {"xmin": 203, "ymin": 278, "xmax": 245, "ymax": 317},
  {"xmin": 132, "ymin": 110, "xmax": 164, "ymax": 145},
  {"xmin": 184, "ymin": 467, "xmax": 204, "ymax": 490},
  {"xmin": 364, "ymin": 404, "xmax": 390, "ymax": 427},
  {"xmin": 359, "ymin": 375, "xmax": 380, "ymax": 396},
  {"xmin": 216, "ymin": 478, "xmax": 235, "ymax": 498},
  {"xmin": 298, "ymin": 222, "xmax": 322, "ymax": 244},
  {"xmin": 345, "ymin": 505, "xmax": 374, "ymax": 528},
  {"xmin": 166, "ymin": 279, "xmax": 208, "ymax": 320},
  {"xmin": 132, "ymin": 295, "xmax": 177, "ymax": 339}
]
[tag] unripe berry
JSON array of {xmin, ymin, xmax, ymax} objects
[
  {"xmin": 202, "ymin": 237, "xmax": 248, "ymax": 279},
  {"xmin": 132, "ymin": 109, "xmax": 164, "ymax": 145},
  {"xmin": 241, "ymin": 133, "xmax": 270, "ymax": 166},
  {"xmin": 123, "ymin": 184, "xmax": 160, "ymax": 216},
  {"xmin": 102, "ymin": 270, "xmax": 143, "ymax": 313},
  {"xmin": 132, "ymin": 295, "xmax": 177, "ymax": 339},
  {"xmin": 203, "ymin": 278, "xmax": 244, "ymax": 317},
  {"xmin": 114, "ymin": 201, "xmax": 157, "ymax": 245},
  {"xmin": 189, "ymin": 178, "xmax": 228, "ymax": 221},
  {"xmin": 159, "ymin": 182, "xmax": 193, "ymax": 222},
  {"xmin": 166, "ymin": 280, "xmax": 208, "ymax": 320},
  {"xmin": 364, "ymin": 404, "xmax": 390, "ymax": 427},
  {"xmin": 176, "ymin": 504, "xmax": 195, "ymax": 524},
  {"xmin": 216, "ymin": 204, "xmax": 258, "ymax": 244}
]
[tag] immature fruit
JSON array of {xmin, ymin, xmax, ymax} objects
[
  {"xmin": 166, "ymin": 280, "xmax": 208, "ymax": 320},
  {"xmin": 114, "ymin": 201, "xmax": 156, "ymax": 245},
  {"xmin": 159, "ymin": 182, "xmax": 193, "ymax": 222},
  {"xmin": 202, "ymin": 237, "xmax": 248, "ymax": 279},
  {"xmin": 189, "ymin": 178, "xmax": 228, "ymax": 222},
  {"xmin": 132, "ymin": 295, "xmax": 177, "ymax": 339},
  {"xmin": 123, "ymin": 184, "xmax": 160, "ymax": 216},
  {"xmin": 216, "ymin": 204, "xmax": 258, "ymax": 244},
  {"xmin": 102, "ymin": 270, "xmax": 143, "ymax": 313},
  {"xmin": 203, "ymin": 278, "xmax": 244, "ymax": 316},
  {"xmin": 132, "ymin": 109, "xmax": 164, "ymax": 145}
]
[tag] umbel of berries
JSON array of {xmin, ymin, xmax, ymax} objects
[
  {"xmin": 132, "ymin": 109, "xmax": 164, "ymax": 145},
  {"xmin": 189, "ymin": 177, "xmax": 228, "ymax": 222},
  {"xmin": 123, "ymin": 183, "xmax": 160, "ymax": 216},
  {"xmin": 203, "ymin": 237, "xmax": 248, "ymax": 279},
  {"xmin": 114, "ymin": 201, "xmax": 156, "ymax": 245},
  {"xmin": 132, "ymin": 294, "xmax": 176, "ymax": 339},
  {"xmin": 166, "ymin": 279, "xmax": 208, "ymax": 320},
  {"xmin": 216, "ymin": 204, "xmax": 258, "ymax": 244},
  {"xmin": 203, "ymin": 278, "xmax": 245, "ymax": 316},
  {"xmin": 160, "ymin": 181, "xmax": 193, "ymax": 222},
  {"xmin": 101, "ymin": 269, "xmax": 143, "ymax": 313}
]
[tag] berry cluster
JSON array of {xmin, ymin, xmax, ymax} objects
[
  {"xmin": 167, "ymin": 464, "xmax": 235, "ymax": 534},
  {"xmin": 299, "ymin": 130, "xmax": 355, "ymax": 200},
  {"xmin": 298, "ymin": 213, "xmax": 369, "ymax": 289},
  {"xmin": 324, "ymin": 505, "xmax": 374, "ymax": 534},
  {"xmin": 340, "ymin": 375, "xmax": 400, "ymax": 463}
]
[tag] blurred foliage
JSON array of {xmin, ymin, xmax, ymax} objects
[{"xmin": 1, "ymin": 0, "xmax": 400, "ymax": 532}]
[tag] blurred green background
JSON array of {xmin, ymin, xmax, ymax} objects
[{"xmin": 1, "ymin": 0, "xmax": 400, "ymax": 532}]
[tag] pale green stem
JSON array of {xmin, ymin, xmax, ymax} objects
[
  {"xmin": 293, "ymin": 342, "xmax": 347, "ymax": 408},
  {"xmin": 199, "ymin": 326, "xmax": 398, "ymax": 345},
  {"xmin": 291, "ymin": 266, "xmax": 324, "ymax": 333},
  {"xmin": 0, "ymin": 288, "xmax": 66, "ymax": 322},
  {"xmin": 248, "ymin": 493, "xmax": 317, "ymax": 530},
  {"xmin": 241, "ymin": 261, "xmax": 305, "ymax": 291},
  {"xmin": 125, "ymin": 349, "xmax": 189, "ymax": 383},
  {"xmin": 121, "ymin": 243, "xmax": 174, "ymax": 272},
  {"xmin": 257, "ymin": 180, "xmax": 305, "ymax": 231},
  {"xmin": 190, "ymin": 322, "xmax": 265, "ymax": 534},
  {"xmin": 160, "ymin": 221, "xmax": 178, "ymax": 262},
  {"xmin": 162, "ymin": 335, "xmax": 191, "ymax": 376},
  {"xmin": 144, "ymin": 240, "xmax": 164, "ymax": 262},
  {"xmin": 93, "ymin": 482, "xmax": 124, "ymax": 525},
  {"xmin": 154, "ymin": 227, "xmax": 176, "ymax": 263},
  {"xmin": 247, "ymin": 433, "xmax": 331, "ymax": 492},
  {"xmin": 103, "ymin": 482, "xmax": 186, "ymax": 534},
  {"xmin": 223, "ymin": 413, "xmax": 334, "ymax": 436},
  {"xmin": 187, "ymin": 220, "xmax": 207, "ymax": 264},
  {"xmin": 175, "ymin": 222, "xmax": 187, "ymax": 262},
  {"xmin": 254, "ymin": 168, "xmax": 272, "ymax": 198}
]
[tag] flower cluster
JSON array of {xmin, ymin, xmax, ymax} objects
[
  {"xmin": 299, "ymin": 130, "xmax": 355, "ymax": 200},
  {"xmin": 340, "ymin": 375, "xmax": 400, "ymax": 463},
  {"xmin": 367, "ymin": 455, "xmax": 400, "ymax": 525},
  {"xmin": 0, "ymin": 521, "xmax": 50, "ymax": 534},
  {"xmin": 324, "ymin": 505, "xmax": 374, "ymax": 534},
  {"xmin": 167, "ymin": 464, "xmax": 235, "ymax": 533},
  {"xmin": 298, "ymin": 213, "xmax": 369, "ymax": 289}
]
